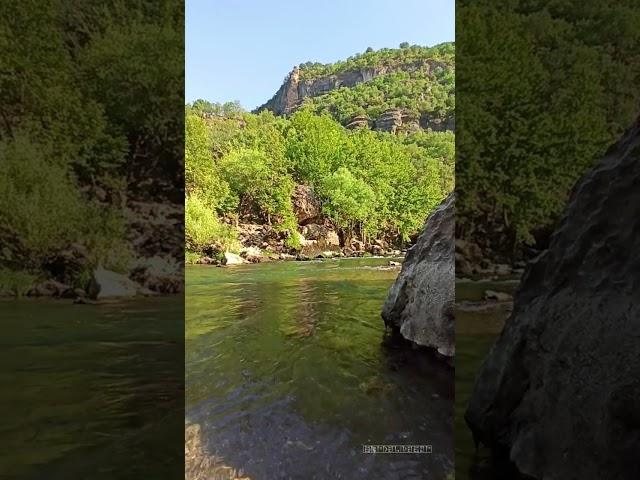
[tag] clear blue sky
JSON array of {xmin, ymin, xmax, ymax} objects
[{"xmin": 186, "ymin": 0, "xmax": 455, "ymax": 110}]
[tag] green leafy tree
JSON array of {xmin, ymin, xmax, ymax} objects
[
  {"xmin": 285, "ymin": 109, "xmax": 350, "ymax": 186},
  {"xmin": 219, "ymin": 149, "xmax": 296, "ymax": 229},
  {"xmin": 185, "ymin": 113, "xmax": 230, "ymax": 211},
  {"xmin": 321, "ymin": 167, "xmax": 376, "ymax": 242}
]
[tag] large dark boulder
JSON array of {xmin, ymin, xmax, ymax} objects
[
  {"xmin": 381, "ymin": 193, "xmax": 454, "ymax": 356},
  {"xmin": 466, "ymin": 119, "xmax": 640, "ymax": 479}
]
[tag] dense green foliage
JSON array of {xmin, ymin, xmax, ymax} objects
[
  {"xmin": 0, "ymin": 1, "xmax": 183, "ymax": 292},
  {"xmin": 185, "ymin": 101, "xmax": 454, "ymax": 257},
  {"xmin": 300, "ymin": 44, "xmax": 454, "ymax": 127},
  {"xmin": 298, "ymin": 42, "xmax": 454, "ymax": 80},
  {"xmin": 457, "ymin": 1, "xmax": 640, "ymax": 258}
]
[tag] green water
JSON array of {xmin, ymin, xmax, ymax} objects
[
  {"xmin": 454, "ymin": 278, "xmax": 520, "ymax": 480},
  {"xmin": 186, "ymin": 258, "xmax": 454, "ymax": 479},
  {"xmin": 0, "ymin": 297, "xmax": 183, "ymax": 479}
]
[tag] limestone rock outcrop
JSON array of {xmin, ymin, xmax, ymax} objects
[
  {"xmin": 374, "ymin": 108, "xmax": 404, "ymax": 134},
  {"xmin": 256, "ymin": 66, "xmax": 388, "ymax": 115},
  {"xmin": 345, "ymin": 114, "xmax": 371, "ymax": 130},
  {"xmin": 372, "ymin": 108, "xmax": 422, "ymax": 134},
  {"xmin": 381, "ymin": 193, "xmax": 455, "ymax": 356},
  {"xmin": 465, "ymin": 117, "xmax": 640, "ymax": 479},
  {"xmin": 420, "ymin": 112, "xmax": 455, "ymax": 132},
  {"xmin": 255, "ymin": 60, "xmax": 445, "ymax": 117},
  {"xmin": 291, "ymin": 185, "xmax": 321, "ymax": 225}
]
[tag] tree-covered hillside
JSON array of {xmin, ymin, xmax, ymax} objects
[
  {"xmin": 457, "ymin": 1, "xmax": 640, "ymax": 262},
  {"xmin": 304, "ymin": 68, "xmax": 455, "ymax": 126},
  {"xmin": 0, "ymin": 1, "xmax": 183, "ymax": 295},
  {"xmin": 259, "ymin": 43, "xmax": 455, "ymax": 131},
  {"xmin": 185, "ymin": 104, "xmax": 454, "ymax": 263},
  {"xmin": 297, "ymin": 42, "xmax": 454, "ymax": 80}
]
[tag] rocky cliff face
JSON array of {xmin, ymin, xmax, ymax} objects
[
  {"xmin": 256, "ymin": 65, "xmax": 388, "ymax": 115},
  {"xmin": 256, "ymin": 59, "xmax": 445, "ymax": 120},
  {"xmin": 465, "ymin": 118, "xmax": 640, "ymax": 479},
  {"xmin": 381, "ymin": 193, "xmax": 455, "ymax": 356}
]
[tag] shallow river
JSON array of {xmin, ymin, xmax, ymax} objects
[
  {"xmin": 186, "ymin": 258, "xmax": 454, "ymax": 479},
  {"xmin": 0, "ymin": 297, "xmax": 183, "ymax": 479}
]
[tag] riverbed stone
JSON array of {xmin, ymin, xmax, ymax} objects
[
  {"xmin": 381, "ymin": 193, "xmax": 454, "ymax": 356},
  {"xmin": 465, "ymin": 117, "xmax": 640, "ymax": 479},
  {"xmin": 222, "ymin": 252, "xmax": 246, "ymax": 265},
  {"xmin": 483, "ymin": 290, "xmax": 512, "ymax": 302},
  {"xmin": 240, "ymin": 246, "xmax": 263, "ymax": 263},
  {"xmin": 88, "ymin": 266, "xmax": 146, "ymax": 299},
  {"xmin": 129, "ymin": 255, "xmax": 183, "ymax": 293},
  {"xmin": 27, "ymin": 279, "xmax": 70, "ymax": 297},
  {"xmin": 300, "ymin": 223, "xmax": 340, "ymax": 247},
  {"xmin": 185, "ymin": 423, "xmax": 250, "ymax": 480}
]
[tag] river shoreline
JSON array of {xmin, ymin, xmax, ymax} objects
[{"xmin": 187, "ymin": 249, "xmax": 407, "ymax": 266}]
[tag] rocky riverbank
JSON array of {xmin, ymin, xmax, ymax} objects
[
  {"xmin": 191, "ymin": 184, "xmax": 408, "ymax": 266},
  {"xmin": 192, "ymin": 220, "xmax": 406, "ymax": 266},
  {"xmin": 0, "ymin": 200, "xmax": 183, "ymax": 299},
  {"xmin": 454, "ymin": 238, "xmax": 527, "ymax": 280}
]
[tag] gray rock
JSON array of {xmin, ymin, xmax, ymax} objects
[
  {"xmin": 88, "ymin": 266, "xmax": 146, "ymax": 299},
  {"xmin": 483, "ymin": 290, "xmax": 512, "ymax": 302},
  {"xmin": 197, "ymin": 256, "xmax": 216, "ymax": 265},
  {"xmin": 240, "ymin": 246, "xmax": 263, "ymax": 263},
  {"xmin": 465, "ymin": 118, "xmax": 640, "ymax": 479},
  {"xmin": 374, "ymin": 108, "xmax": 403, "ymax": 133},
  {"xmin": 300, "ymin": 224, "xmax": 339, "ymax": 246},
  {"xmin": 60, "ymin": 287, "xmax": 85, "ymax": 299},
  {"xmin": 345, "ymin": 114, "xmax": 371, "ymax": 130},
  {"xmin": 381, "ymin": 193, "xmax": 454, "ymax": 356},
  {"xmin": 27, "ymin": 279, "xmax": 70, "ymax": 297},
  {"xmin": 493, "ymin": 263, "xmax": 512, "ymax": 276},
  {"xmin": 256, "ymin": 66, "xmax": 387, "ymax": 115},
  {"xmin": 222, "ymin": 252, "xmax": 246, "ymax": 266},
  {"xmin": 130, "ymin": 255, "xmax": 183, "ymax": 293},
  {"xmin": 291, "ymin": 184, "xmax": 321, "ymax": 225},
  {"xmin": 299, "ymin": 224, "xmax": 340, "ymax": 257}
]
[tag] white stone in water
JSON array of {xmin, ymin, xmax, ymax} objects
[
  {"xmin": 222, "ymin": 252, "xmax": 246, "ymax": 265},
  {"xmin": 91, "ymin": 266, "xmax": 143, "ymax": 299}
]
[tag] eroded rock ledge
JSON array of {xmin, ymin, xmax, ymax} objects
[
  {"xmin": 465, "ymin": 117, "xmax": 640, "ymax": 479},
  {"xmin": 381, "ymin": 193, "xmax": 454, "ymax": 357}
]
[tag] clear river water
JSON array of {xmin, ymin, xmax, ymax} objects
[
  {"xmin": 186, "ymin": 258, "xmax": 455, "ymax": 479},
  {"xmin": 0, "ymin": 296, "xmax": 184, "ymax": 479}
]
